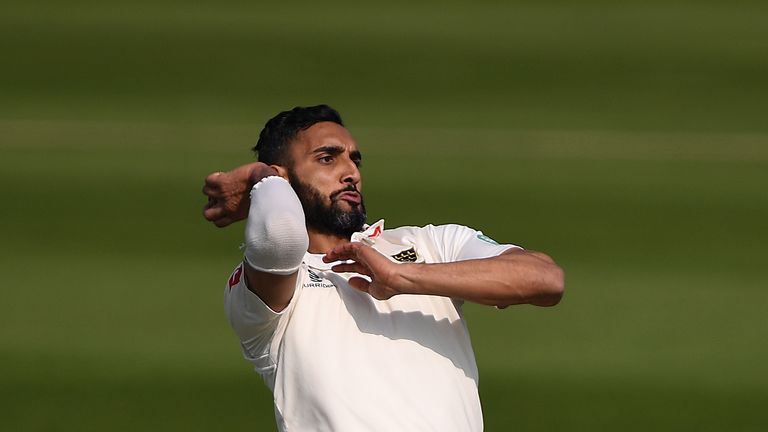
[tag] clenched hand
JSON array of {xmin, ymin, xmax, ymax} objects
[{"xmin": 202, "ymin": 163, "xmax": 278, "ymax": 227}]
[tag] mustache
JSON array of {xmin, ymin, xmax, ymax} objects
[{"xmin": 330, "ymin": 185, "xmax": 361, "ymax": 200}]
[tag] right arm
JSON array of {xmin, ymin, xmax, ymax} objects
[{"xmin": 204, "ymin": 163, "xmax": 306, "ymax": 312}]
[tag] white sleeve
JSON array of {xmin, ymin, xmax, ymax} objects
[
  {"xmin": 425, "ymin": 224, "xmax": 522, "ymax": 263},
  {"xmin": 243, "ymin": 176, "xmax": 309, "ymax": 274},
  {"xmin": 224, "ymin": 177, "xmax": 308, "ymax": 380},
  {"xmin": 223, "ymin": 263, "xmax": 298, "ymax": 377}
]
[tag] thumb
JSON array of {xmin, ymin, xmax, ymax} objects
[{"xmin": 348, "ymin": 276, "xmax": 371, "ymax": 293}]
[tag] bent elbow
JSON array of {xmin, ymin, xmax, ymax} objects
[
  {"xmin": 538, "ymin": 265, "xmax": 565, "ymax": 307},
  {"xmin": 244, "ymin": 211, "xmax": 308, "ymax": 273}
]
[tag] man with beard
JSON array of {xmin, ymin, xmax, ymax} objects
[{"xmin": 202, "ymin": 105, "xmax": 564, "ymax": 432}]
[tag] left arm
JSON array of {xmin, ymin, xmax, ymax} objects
[{"xmin": 325, "ymin": 243, "xmax": 564, "ymax": 308}]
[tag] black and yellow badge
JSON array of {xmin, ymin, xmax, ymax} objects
[{"xmin": 391, "ymin": 247, "xmax": 418, "ymax": 263}]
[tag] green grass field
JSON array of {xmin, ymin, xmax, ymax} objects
[{"xmin": 2, "ymin": 1, "xmax": 767, "ymax": 430}]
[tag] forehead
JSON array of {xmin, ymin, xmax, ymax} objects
[{"xmin": 291, "ymin": 122, "xmax": 358, "ymax": 156}]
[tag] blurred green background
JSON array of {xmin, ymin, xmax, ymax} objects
[{"xmin": 2, "ymin": 0, "xmax": 767, "ymax": 430}]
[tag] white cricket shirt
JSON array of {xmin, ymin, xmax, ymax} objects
[{"xmin": 224, "ymin": 220, "xmax": 519, "ymax": 432}]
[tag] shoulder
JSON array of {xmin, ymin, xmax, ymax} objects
[
  {"xmin": 383, "ymin": 223, "xmax": 472, "ymax": 237},
  {"xmin": 383, "ymin": 223, "xmax": 520, "ymax": 263},
  {"xmin": 381, "ymin": 224, "xmax": 479, "ymax": 261},
  {"xmin": 383, "ymin": 223, "xmax": 478, "ymax": 245}
]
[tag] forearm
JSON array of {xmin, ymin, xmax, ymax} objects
[{"xmin": 394, "ymin": 251, "xmax": 564, "ymax": 307}]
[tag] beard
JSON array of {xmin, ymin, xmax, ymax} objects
[{"xmin": 288, "ymin": 172, "xmax": 367, "ymax": 239}]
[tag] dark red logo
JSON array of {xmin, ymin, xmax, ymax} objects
[
  {"xmin": 368, "ymin": 226, "xmax": 382, "ymax": 238},
  {"xmin": 228, "ymin": 265, "xmax": 243, "ymax": 288}
]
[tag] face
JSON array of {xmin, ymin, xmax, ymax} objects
[{"xmin": 284, "ymin": 122, "xmax": 366, "ymax": 238}]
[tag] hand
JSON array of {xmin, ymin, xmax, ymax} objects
[
  {"xmin": 324, "ymin": 242, "xmax": 403, "ymax": 300},
  {"xmin": 202, "ymin": 163, "xmax": 278, "ymax": 227}
]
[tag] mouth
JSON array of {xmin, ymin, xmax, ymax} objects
[{"xmin": 333, "ymin": 190, "xmax": 362, "ymax": 205}]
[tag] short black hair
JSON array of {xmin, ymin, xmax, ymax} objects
[{"xmin": 253, "ymin": 104, "xmax": 344, "ymax": 166}]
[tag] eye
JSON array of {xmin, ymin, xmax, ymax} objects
[{"xmin": 319, "ymin": 155, "xmax": 334, "ymax": 164}]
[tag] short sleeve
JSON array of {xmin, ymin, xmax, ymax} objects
[
  {"xmin": 223, "ymin": 263, "xmax": 298, "ymax": 378},
  {"xmin": 425, "ymin": 224, "xmax": 522, "ymax": 263}
]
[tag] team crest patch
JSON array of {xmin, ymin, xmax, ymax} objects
[{"xmin": 391, "ymin": 248, "xmax": 418, "ymax": 263}]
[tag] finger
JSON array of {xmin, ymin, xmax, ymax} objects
[
  {"xmin": 331, "ymin": 262, "xmax": 370, "ymax": 275},
  {"xmin": 338, "ymin": 243, "xmax": 389, "ymax": 270},
  {"xmin": 325, "ymin": 242, "xmax": 367, "ymax": 263},
  {"xmin": 204, "ymin": 172, "xmax": 224, "ymax": 188},
  {"xmin": 347, "ymin": 276, "xmax": 371, "ymax": 292},
  {"xmin": 330, "ymin": 242, "xmax": 359, "ymax": 256},
  {"xmin": 323, "ymin": 251, "xmax": 342, "ymax": 263},
  {"xmin": 213, "ymin": 216, "xmax": 234, "ymax": 228},
  {"xmin": 202, "ymin": 184, "xmax": 221, "ymax": 197},
  {"xmin": 203, "ymin": 205, "xmax": 226, "ymax": 221},
  {"xmin": 323, "ymin": 243, "xmax": 357, "ymax": 263}
]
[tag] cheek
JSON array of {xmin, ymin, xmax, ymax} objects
[
  {"xmin": 304, "ymin": 173, "xmax": 337, "ymax": 197},
  {"xmin": 291, "ymin": 162, "xmax": 345, "ymax": 196}
]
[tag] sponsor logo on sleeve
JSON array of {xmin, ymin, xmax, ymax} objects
[
  {"xmin": 228, "ymin": 264, "xmax": 243, "ymax": 289},
  {"xmin": 477, "ymin": 234, "xmax": 499, "ymax": 245}
]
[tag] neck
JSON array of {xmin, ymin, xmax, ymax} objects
[{"xmin": 306, "ymin": 228, "xmax": 350, "ymax": 254}]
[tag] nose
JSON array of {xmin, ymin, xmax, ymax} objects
[{"xmin": 341, "ymin": 157, "xmax": 361, "ymax": 187}]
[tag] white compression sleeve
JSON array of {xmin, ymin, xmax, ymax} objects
[{"xmin": 243, "ymin": 176, "xmax": 309, "ymax": 275}]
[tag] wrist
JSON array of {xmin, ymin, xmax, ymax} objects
[
  {"xmin": 392, "ymin": 263, "xmax": 422, "ymax": 296},
  {"xmin": 248, "ymin": 164, "xmax": 279, "ymax": 188}
]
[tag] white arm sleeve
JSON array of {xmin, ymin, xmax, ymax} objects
[{"xmin": 243, "ymin": 176, "xmax": 309, "ymax": 274}]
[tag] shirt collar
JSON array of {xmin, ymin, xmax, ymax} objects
[
  {"xmin": 351, "ymin": 219, "xmax": 385, "ymax": 244},
  {"xmin": 304, "ymin": 219, "xmax": 386, "ymax": 270}
]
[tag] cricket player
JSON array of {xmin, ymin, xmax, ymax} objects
[{"xmin": 202, "ymin": 105, "xmax": 564, "ymax": 431}]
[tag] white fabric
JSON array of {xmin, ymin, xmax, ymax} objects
[
  {"xmin": 224, "ymin": 220, "xmax": 520, "ymax": 432},
  {"xmin": 243, "ymin": 176, "xmax": 309, "ymax": 275}
]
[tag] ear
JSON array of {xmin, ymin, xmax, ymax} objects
[{"xmin": 270, "ymin": 165, "xmax": 289, "ymax": 181}]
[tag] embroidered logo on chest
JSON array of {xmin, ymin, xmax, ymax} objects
[
  {"xmin": 303, "ymin": 269, "xmax": 336, "ymax": 288},
  {"xmin": 391, "ymin": 247, "xmax": 418, "ymax": 263}
]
